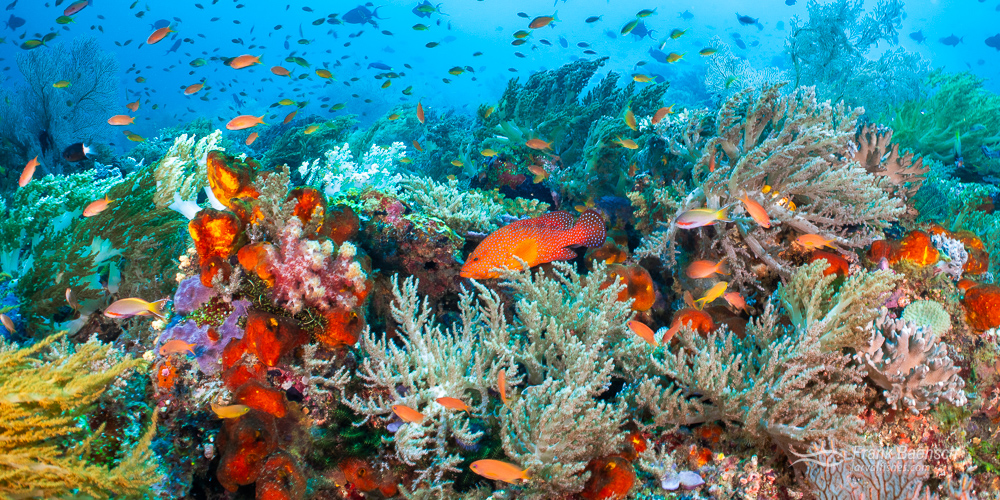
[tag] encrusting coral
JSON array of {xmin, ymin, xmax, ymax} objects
[{"xmin": 0, "ymin": 331, "xmax": 159, "ymax": 498}]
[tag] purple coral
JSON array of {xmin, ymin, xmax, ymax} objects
[
  {"xmin": 173, "ymin": 276, "xmax": 218, "ymax": 314},
  {"xmin": 270, "ymin": 218, "xmax": 368, "ymax": 314}
]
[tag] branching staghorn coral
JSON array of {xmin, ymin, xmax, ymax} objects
[
  {"xmin": 637, "ymin": 84, "xmax": 904, "ymax": 291},
  {"xmin": 298, "ymin": 142, "xmax": 405, "ymax": 198},
  {"xmin": 398, "ymin": 175, "xmax": 549, "ymax": 236},
  {"xmin": 344, "ymin": 276, "xmax": 518, "ymax": 487},
  {"xmin": 704, "ymin": 39, "xmax": 788, "ymax": 103},
  {"xmin": 858, "ymin": 311, "xmax": 967, "ymax": 414},
  {"xmin": 0, "ymin": 331, "xmax": 159, "ymax": 498},
  {"xmin": 153, "ymin": 130, "xmax": 224, "ymax": 208},
  {"xmin": 631, "ymin": 261, "xmax": 895, "ymax": 456},
  {"xmin": 852, "ymin": 123, "xmax": 927, "ymax": 213},
  {"xmin": 13, "ymin": 36, "xmax": 120, "ymax": 174}
]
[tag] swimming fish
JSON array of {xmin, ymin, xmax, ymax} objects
[
  {"xmin": 685, "ymin": 258, "xmax": 728, "ymax": 279},
  {"xmin": 613, "ymin": 136, "xmax": 638, "ymax": 149},
  {"xmin": 796, "ymin": 234, "xmax": 835, "ymax": 249},
  {"xmin": 498, "ymin": 370, "xmax": 508, "ymax": 404},
  {"xmin": 283, "ymin": 110, "xmax": 298, "ymax": 124},
  {"xmin": 470, "ymin": 460, "xmax": 529, "ymax": 484},
  {"xmin": 53, "ymin": 80, "xmax": 71, "ymax": 88},
  {"xmin": 108, "ymin": 115, "xmax": 135, "ymax": 125},
  {"xmin": 676, "ymin": 206, "xmax": 731, "ymax": 229},
  {"xmin": 18, "ymin": 156, "xmax": 39, "ymax": 187},
  {"xmin": 304, "ymin": 124, "xmax": 320, "ymax": 134},
  {"xmin": 461, "ymin": 210, "xmax": 606, "ymax": 279},
  {"xmin": 694, "ymin": 281, "xmax": 728, "ymax": 309},
  {"xmin": 104, "ymin": 298, "xmax": 169, "ymax": 320},
  {"xmin": 0, "ymin": 313, "xmax": 13, "ymax": 334},
  {"xmin": 392, "ymin": 404, "xmax": 425, "ymax": 423},
  {"xmin": 699, "ymin": 47, "xmax": 717, "ymax": 56},
  {"xmin": 62, "ymin": 142, "xmax": 95, "ymax": 162},
  {"xmin": 159, "ymin": 339, "xmax": 196, "ymax": 356},
  {"xmin": 146, "ymin": 26, "xmax": 174, "ymax": 45},
  {"xmin": 651, "ymin": 105, "xmax": 674, "ymax": 125},
  {"xmin": 436, "ymin": 397, "xmax": 470, "ymax": 411},
  {"xmin": 230, "ymin": 54, "xmax": 261, "ymax": 69},
  {"xmin": 184, "ymin": 83, "xmax": 204, "ymax": 95},
  {"xmin": 624, "ymin": 107, "xmax": 637, "ymax": 131},
  {"xmin": 628, "ymin": 320, "xmax": 658, "ymax": 346},
  {"xmin": 126, "ymin": 99, "xmax": 140, "ymax": 112},
  {"xmin": 480, "ymin": 148, "xmax": 498, "ymax": 157},
  {"xmin": 666, "ymin": 52, "xmax": 684, "ymax": 63},
  {"xmin": 417, "ymin": 102, "xmax": 425, "ymax": 124},
  {"xmin": 211, "ymin": 402, "xmax": 250, "ymax": 419},
  {"xmin": 63, "ymin": 0, "xmax": 90, "ymax": 16},
  {"xmin": 526, "ymin": 138, "xmax": 550, "ymax": 150},
  {"xmin": 739, "ymin": 193, "xmax": 771, "ymax": 228},
  {"xmin": 83, "ymin": 196, "xmax": 113, "ymax": 217},
  {"xmin": 669, "ymin": 28, "xmax": 687, "ymax": 39},
  {"xmin": 226, "ymin": 114, "xmax": 265, "ymax": 130},
  {"xmin": 527, "ymin": 164, "xmax": 548, "ymax": 183},
  {"xmin": 723, "ymin": 291, "xmax": 746, "ymax": 312},
  {"xmin": 528, "ymin": 13, "xmax": 558, "ymax": 29},
  {"xmin": 271, "ymin": 65, "xmax": 291, "ymax": 76}
]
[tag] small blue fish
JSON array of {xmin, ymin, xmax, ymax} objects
[
  {"xmin": 909, "ymin": 30, "xmax": 926, "ymax": 44},
  {"xmin": 629, "ymin": 21, "xmax": 656, "ymax": 40},
  {"xmin": 368, "ymin": 62, "xmax": 392, "ymax": 70},
  {"xmin": 939, "ymin": 34, "xmax": 963, "ymax": 46},
  {"xmin": 4, "ymin": 13, "xmax": 24, "ymax": 29}
]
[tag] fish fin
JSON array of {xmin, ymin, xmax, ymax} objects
[
  {"xmin": 148, "ymin": 298, "xmax": 170, "ymax": 320},
  {"xmin": 716, "ymin": 256, "xmax": 729, "ymax": 275},
  {"xmin": 551, "ymin": 247, "xmax": 577, "ymax": 261},
  {"xmin": 519, "ymin": 211, "xmax": 573, "ymax": 230},
  {"xmin": 511, "ymin": 239, "xmax": 538, "ymax": 265}
]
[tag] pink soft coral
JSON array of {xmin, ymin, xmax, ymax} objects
[{"xmin": 270, "ymin": 218, "xmax": 368, "ymax": 314}]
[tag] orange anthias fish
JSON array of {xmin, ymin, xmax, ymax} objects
[
  {"xmin": 470, "ymin": 459, "xmax": 529, "ymax": 484},
  {"xmin": 226, "ymin": 114, "xmax": 266, "ymax": 130},
  {"xmin": 107, "ymin": 115, "xmax": 135, "ymax": 126},
  {"xmin": 392, "ymin": 404, "xmax": 425, "ymax": 423},
  {"xmin": 126, "ymin": 99, "xmax": 140, "ymax": 112},
  {"xmin": 283, "ymin": 110, "xmax": 298, "ymax": 124},
  {"xmin": 676, "ymin": 206, "xmax": 731, "ymax": 229},
  {"xmin": 19, "ymin": 156, "xmax": 39, "ymax": 187},
  {"xmin": 685, "ymin": 257, "xmax": 728, "ymax": 279},
  {"xmin": 796, "ymin": 234, "xmax": 835, "ymax": 250},
  {"xmin": 104, "ymin": 298, "xmax": 169, "ymax": 320},
  {"xmin": 159, "ymin": 339, "xmax": 196, "ymax": 356},
  {"xmin": 230, "ymin": 54, "xmax": 261, "ymax": 69},
  {"xmin": 460, "ymin": 210, "xmax": 606, "ymax": 279},
  {"xmin": 740, "ymin": 193, "xmax": 771, "ymax": 228},
  {"xmin": 211, "ymin": 402, "xmax": 250, "ymax": 419},
  {"xmin": 417, "ymin": 102, "xmax": 425, "ymax": 124},
  {"xmin": 246, "ymin": 132, "xmax": 259, "ymax": 145},
  {"xmin": 651, "ymin": 105, "xmax": 674, "ymax": 125},
  {"xmin": 0, "ymin": 313, "xmax": 14, "ymax": 334},
  {"xmin": 271, "ymin": 66, "xmax": 291, "ymax": 76},
  {"xmin": 628, "ymin": 320, "xmax": 658, "ymax": 346},
  {"xmin": 724, "ymin": 291, "xmax": 746, "ymax": 312},
  {"xmin": 526, "ymin": 138, "xmax": 551, "ymax": 150},
  {"xmin": 436, "ymin": 397, "xmax": 470, "ymax": 411},
  {"xmin": 83, "ymin": 196, "xmax": 113, "ymax": 217},
  {"xmin": 528, "ymin": 13, "xmax": 558, "ymax": 29},
  {"xmin": 498, "ymin": 370, "xmax": 508, "ymax": 405},
  {"xmin": 146, "ymin": 26, "xmax": 174, "ymax": 45},
  {"xmin": 184, "ymin": 83, "xmax": 204, "ymax": 95},
  {"xmin": 412, "ymin": 140, "xmax": 424, "ymax": 152}
]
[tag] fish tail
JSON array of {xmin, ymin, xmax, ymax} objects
[
  {"xmin": 717, "ymin": 256, "xmax": 729, "ymax": 275},
  {"xmin": 567, "ymin": 209, "xmax": 606, "ymax": 248},
  {"xmin": 148, "ymin": 299, "xmax": 170, "ymax": 320}
]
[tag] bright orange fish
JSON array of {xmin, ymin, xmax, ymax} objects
[
  {"xmin": 126, "ymin": 99, "xmax": 140, "ymax": 112},
  {"xmin": 146, "ymin": 26, "xmax": 174, "ymax": 45},
  {"xmin": 528, "ymin": 13, "xmax": 558, "ymax": 29},
  {"xmin": 159, "ymin": 339, "xmax": 196, "ymax": 356},
  {"xmin": 685, "ymin": 257, "xmax": 728, "ymax": 279},
  {"xmin": 740, "ymin": 193, "xmax": 771, "ymax": 228},
  {"xmin": 230, "ymin": 54, "xmax": 261, "ymax": 69},
  {"xmin": 83, "ymin": 196, "xmax": 113, "ymax": 217},
  {"xmin": 246, "ymin": 132, "xmax": 258, "ymax": 145},
  {"xmin": 436, "ymin": 397, "xmax": 470, "ymax": 411},
  {"xmin": 271, "ymin": 66, "xmax": 291, "ymax": 76},
  {"xmin": 226, "ymin": 114, "xmax": 265, "ymax": 130},
  {"xmin": 283, "ymin": 110, "xmax": 297, "ymax": 124},
  {"xmin": 723, "ymin": 291, "xmax": 746, "ymax": 312},
  {"xmin": 796, "ymin": 234, "xmax": 834, "ymax": 250},
  {"xmin": 19, "ymin": 156, "xmax": 39, "ymax": 187},
  {"xmin": 628, "ymin": 320, "xmax": 658, "ymax": 346},
  {"xmin": 184, "ymin": 83, "xmax": 204, "ymax": 95},
  {"xmin": 392, "ymin": 404, "xmax": 425, "ymax": 423},
  {"xmin": 470, "ymin": 460, "xmax": 529, "ymax": 484},
  {"xmin": 417, "ymin": 102, "xmax": 425, "ymax": 124},
  {"xmin": 526, "ymin": 138, "xmax": 550, "ymax": 150},
  {"xmin": 651, "ymin": 105, "xmax": 675, "ymax": 125},
  {"xmin": 460, "ymin": 210, "xmax": 606, "ymax": 279},
  {"xmin": 0, "ymin": 313, "xmax": 14, "ymax": 334},
  {"xmin": 498, "ymin": 370, "xmax": 508, "ymax": 405}
]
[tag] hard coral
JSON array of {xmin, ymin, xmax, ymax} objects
[{"xmin": 962, "ymin": 284, "xmax": 1000, "ymax": 331}]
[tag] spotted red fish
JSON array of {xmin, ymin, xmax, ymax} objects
[{"xmin": 460, "ymin": 210, "xmax": 606, "ymax": 279}]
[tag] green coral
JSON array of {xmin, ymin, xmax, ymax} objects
[
  {"xmin": 886, "ymin": 70, "xmax": 1000, "ymax": 176},
  {"xmin": 397, "ymin": 175, "xmax": 548, "ymax": 235},
  {"xmin": 262, "ymin": 116, "xmax": 358, "ymax": 170}
]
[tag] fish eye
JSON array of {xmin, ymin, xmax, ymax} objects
[{"xmin": 358, "ymin": 468, "xmax": 366, "ymax": 477}]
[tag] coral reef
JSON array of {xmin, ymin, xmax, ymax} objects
[{"xmin": 858, "ymin": 311, "xmax": 967, "ymax": 413}]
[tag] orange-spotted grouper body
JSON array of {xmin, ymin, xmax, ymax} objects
[{"xmin": 460, "ymin": 209, "xmax": 606, "ymax": 279}]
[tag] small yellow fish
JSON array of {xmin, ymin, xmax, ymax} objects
[
  {"xmin": 614, "ymin": 136, "xmax": 638, "ymax": 149},
  {"xmin": 632, "ymin": 74, "xmax": 652, "ymax": 83},
  {"xmin": 694, "ymin": 281, "xmax": 728, "ymax": 309},
  {"xmin": 624, "ymin": 107, "xmax": 637, "ymax": 130},
  {"xmin": 126, "ymin": 133, "xmax": 145, "ymax": 142},
  {"xmin": 699, "ymin": 47, "xmax": 717, "ymax": 56},
  {"xmin": 528, "ymin": 165, "xmax": 548, "ymax": 183},
  {"xmin": 669, "ymin": 28, "xmax": 687, "ymax": 39},
  {"xmin": 481, "ymin": 105, "xmax": 495, "ymax": 120},
  {"xmin": 304, "ymin": 124, "xmax": 321, "ymax": 135},
  {"xmin": 387, "ymin": 113, "xmax": 401, "ymax": 120},
  {"xmin": 666, "ymin": 52, "xmax": 684, "ymax": 63},
  {"xmin": 278, "ymin": 98, "xmax": 295, "ymax": 105},
  {"xmin": 381, "ymin": 80, "xmax": 391, "ymax": 89},
  {"xmin": 53, "ymin": 80, "xmax": 71, "ymax": 88},
  {"xmin": 315, "ymin": 68, "xmax": 333, "ymax": 79},
  {"xmin": 399, "ymin": 157, "xmax": 413, "ymax": 163},
  {"xmin": 211, "ymin": 402, "xmax": 251, "ymax": 419},
  {"xmin": 451, "ymin": 159, "xmax": 465, "ymax": 167},
  {"xmin": 481, "ymin": 148, "xmax": 498, "ymax": 157}
]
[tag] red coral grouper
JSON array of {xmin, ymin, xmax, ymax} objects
[{"xmin": 460, "ymin": 209, "xmax": 606, "ymax": 279}]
